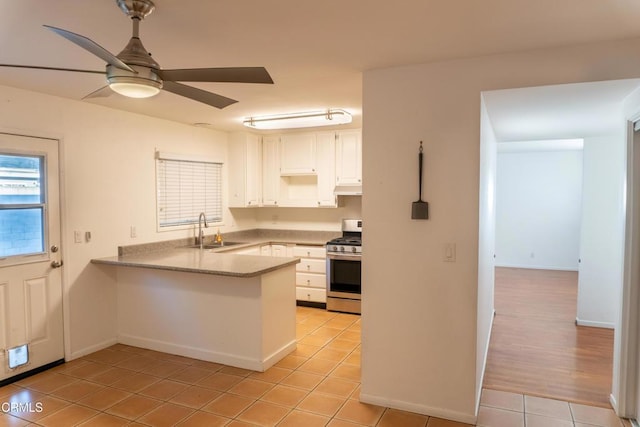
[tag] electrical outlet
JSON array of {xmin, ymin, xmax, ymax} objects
[
  {"xmin": 74, "ymin": 231, "xmax": 82, "ymax": 243},
  {"xmin": 130, "ymin": 226, "xmax": 137, "ymax": 238}
]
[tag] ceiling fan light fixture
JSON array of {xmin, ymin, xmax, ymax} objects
[
  {"xmin": 243, "ymin": 109, "xmax": 352, "ymax": 130},
  {"xmin": 109, "ymin": 81, "xmax": 161, "ymax": 98}
]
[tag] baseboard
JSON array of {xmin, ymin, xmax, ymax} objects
[
  {"xmin": 576, "ymin": 317, "xmax": 615, "ymax": 329},
  {"xmin": 360, "ymin": 392, "xmax": 476, "ymax": 425},
  {"xmin": 495, "ymin": 263, "xmax": 578, "ymax": 272},
  {"xmin": 67, "ymin": 338, "xmax": 118, "ymax": 361},
  {"xmin": 609, "ymin": 393, "xmax": 619, "ymax": 414},
  {"xmin": 476, "ymin": 309, "xmax": 496, "ymax": 414},
  {"xmin": 119, "ymin": 333, "xmax": 295, "ymax": 372}
]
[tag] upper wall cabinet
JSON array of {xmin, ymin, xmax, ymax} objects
[
  {"xmin": 335, "ymin": 130, "xmax": 362, "ymax": 186},
  {"xmin": 262, "ymin": 136, "xmax": 280, "ymax": 206},
  {"xmin": 280, "ymin": 133, "xmax": 317, "ymax": 175},
  {"xmin": 229, "ymin": 132, "xmax": 262, "ymax": 207},
  {"xmin": 316, "ymin": 132, "xmax": 337, "ymax": 207}
]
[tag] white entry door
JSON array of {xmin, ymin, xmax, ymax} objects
[{"xmin": 0, "ymin": 133, "xmax": 64, "ymax": 381}]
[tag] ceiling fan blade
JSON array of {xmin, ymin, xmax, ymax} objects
[
  {"xmin": 83, "ymin": 85, "xmax": 112, "ymax": 100},
  {"xmin": 162, "ymin": 81, "xmax": 238, "ymax": 109},
  {"xmin": 159, "ymin": 67, "xmax": 274, "ymax": 84},
  {"xmin": 43, "ymin": 25, "xmax": 135, "ymax": 73},
  {"xmin": 0, "ymin": 64, "xmax": 105, "ymax": 75}
]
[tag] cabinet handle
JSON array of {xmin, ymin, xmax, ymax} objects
[
  {"xmin": 307, "ymin": 265, "xmax": 310, "ymax": 270},
  {"xmin": 307, "ymin": 251, "xmax": 311, "ymax": 256},
  {"xmin": 317, "ymin": 201, "xmax": 320, "ymax": 205},
  {"xmin": 307, "ymin": 280, "xmax": 310, "ymax": 285},
  {"xmin": 358, "ymin": 179, "xmax": 361, "ymax": 182}
]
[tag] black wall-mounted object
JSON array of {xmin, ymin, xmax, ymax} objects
[{"xmin": 411, "ymin": 141, "xmax": 429, "ymax": 220}]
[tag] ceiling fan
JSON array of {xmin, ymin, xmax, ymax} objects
[{"xmin": 0, "ymin": 0, "xmax": 273, "ymax": 109}]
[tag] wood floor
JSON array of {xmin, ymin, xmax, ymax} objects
[{"xmin": 482, "ymin": 267, "xmax": 614, "ymax": 408}]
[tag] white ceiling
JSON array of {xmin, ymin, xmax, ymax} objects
[{"xmin": 2, "ymin": 0, "xmax": 640, "ymax": 132}]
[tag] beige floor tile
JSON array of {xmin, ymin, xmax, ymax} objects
[
  {"xmin": 291, "ymin": 343, "xmax": 322, "ymax": 358},
  {"xmin": 168, "ymin": 385, "xmax": 221, "ymax": 409},
  {"xmin": 274, "ymin": 354, "xmax": 308, "ymax": 370},
  {"xmin": 105, "ymin": 395, "xmax": 162, "ymax": 420},
  {"xmin": 343, "ymin": 351, "xmax": 361, "ymax": 366},
  {"xmin": 480, "ymin": 389, "xmax": 524, "ymax": 412},
  {"xmin": 136, "ymin": 402, "xmax": 194, "ymax": 427},
  {"xmin": 299, "ymin": 334, "xmax": 333, "ymax": 347},
  {"xmin": 310, "ymin": 326, "xmax": 344, "ymax": 339},
  {"xmin": 296, "ymin": 391, "xmax": 347, "ymax": 416},
  {"xmin": 202, "ymin": 393, "xmax": 254, "ymax": 418},
  {"xmin": 49, "ymin": 379, "xmax": 104, "ymax": 402},
  {"xmin": 219, "ymin": 366, "xmax": 254, "ymax": 377},
  {"xmin": 524, "ymin": 395, "xmax": 571, "ymax": 420},
  {"xmin": 139, "ymin": 379, "xmax": 189, "ymax": 401},
  {"xmin": 326, "ymin": 339, "xmax": 359, "ymax": 352},
  {"xmin": 314, "ymin": 347, "xmax": 350, "ymax": 362},
  {"xmin": 226, "ymin": 420, "xmax": 264, "ymax": 427},
  {"xmin": 334, "ymin": 399, "xmax": 385, "ymax": 426},
  {"xmin": 49, "ymin": 359, "xmax": 89, "ymax": 375},
  {"xmin": 236, "ymin": 400, "xmax": 290, "ymax": 426},
  {"xmin": 298, "ymin": 357, "xmax": 340, "ymax": 375},
  {"xmin": 189, "ymin": 360, "xmax": 225, "ymax": 372},
  {"xmin": 249, "ymin": 366, "xmax": 293, "ymax": 383},
  {"xmin": 114, "ymin": 355, "xmax": 157, "ymax": 372},
  {"xmin": 315, "ymin": 377, "xmax": 359, "ymax": 398},
  {"xmin": 6, "ymin": 394, "xmax": 69, "ymax": 422},
  {"xmin": 0, "ymin": 413, "xmax": 30, "ymax": 427},
  {"xmin": 76, "ymin": 387, "xmax": 132, "ymax": 411},
  {"xmin": 84, "ymin": 349, "xmax": 135, "ymax": 365},
  {"xmin": 228, "ymin": 378, "xmax": 274, "ymax": 399},
  {"xmin": 427, "ymin": 417, "xmax": 474, "ymax": 426},
  {"xmin": 177, "ymin": 410, "xmax": 230, "ymax": 427},
  {"xmin": 0, "ymin": 385, "xmax": 21, "ymax": 399},
  {"xmin": 196, "ymin": 372, "xmax": 244, "ymax": 391},
  {"xmin": 330, "ymin": 363, "xmax": 361, "ymax": 382},
  {"xmin": 570, "ymin": 403, "xmax": 623, "ymax": 427},
  {"xmin": 476, "ymin": 406, "xmax": 524, "ymax": 427},
  {"xmin": 63, "ymin": 361, "xmax": 113, "ymax": 380},
  {"xmin": 77, "ymin": 412, "xmax": 130, "ymax": 426},
  {"xmin": 260, "ymin": 384, "xmax": 308, "ymax": 407},
  {"xmin": 154, "ymin": 353, "xmax": 196, "ymax": 365},
  {"xmin": 89, "ymin": 367, "xmax": 134, "ymax": 386},
  {"xmin": 377, "ymin": 408, "xmax": 428, "ymax": 427},
  {"xmin": 169, "ymin": 366, "xmax": 217, "ymax": 384},
  {"xmin": 37, "ymin": 404, "xmax": 99, "ymax": 427},
  {"xmin": 327, "ymin": 419, "xmax": 369, "ymax": 426},
  {"xmin": 278, "ymin": 409, "xmax": 331, "ymax": 427},
  {"xmin": 526, "ymin": 413, "xmax": 574, "ymax": 427},
  {"xmin": 25, "ymin": 373, "xmax": 76, "ymax": 393},
  {"xmin": 110, "ymin": 372, "xmax": 160, "ymax": 393},
  {"xmin": 337, "ymin": 330, "xmax": 361, "ymax": 342},
  {"xmin": 141, "ymin": 361, "xmax": 185, "ymax": 378},
  {"xmin": 280, "ymin": 371, "xmax": 324, "ymax": 390}
]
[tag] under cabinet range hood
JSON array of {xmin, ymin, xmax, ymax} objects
[{"xmin": 334, "ymin": 185, "xmax": 362, "ymax": 196}]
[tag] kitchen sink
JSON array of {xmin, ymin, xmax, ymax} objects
[{"xmin": 185, "ymin": 241, "xmax": 243, "ymax": 249}]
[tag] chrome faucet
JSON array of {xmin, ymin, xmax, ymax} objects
[{"xmin": 197, "ymin": 212, "xmax": 208, "ymax": 249}]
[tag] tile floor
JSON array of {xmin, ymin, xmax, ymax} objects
[{"xmin": 0, "ymin": 306, "xmax": 634, "ymax": 426}]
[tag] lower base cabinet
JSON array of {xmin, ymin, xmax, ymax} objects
[{"xmin": 295, "ymin": 287, "xmax": 326, "ymax": 303}]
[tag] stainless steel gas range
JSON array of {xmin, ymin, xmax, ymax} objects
[{"xmin": 326, "ymin": 219, "xmax": 362, "ymax": 314}]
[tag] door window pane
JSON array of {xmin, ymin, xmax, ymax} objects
[{"xmin": 0, "ymin": 154, "xmax": 45, "ymax": 257}]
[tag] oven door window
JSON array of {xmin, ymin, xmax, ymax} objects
[{"xmin": 330, "ymin": 258, "xmax": 361, "ymax": 294}]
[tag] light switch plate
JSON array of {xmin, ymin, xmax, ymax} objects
[{"xmin": 444, "ymin": 243, "xmax": 456, "ymax": 262}]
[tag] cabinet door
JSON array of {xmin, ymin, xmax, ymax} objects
[
  {"xmin": 271, "ymin": 244, "xmax": 288, "ymax": 257},
  {"xmin": 260, "ymin": 245, "xmax": 272, "ymax": 256},
  {"xmin": 316, "ymin": 132, "xmax": 337, "ymax": 207},
  {"xmin": 336, "ymin": 130, "xmax": 362, "ymax": 186},
  {"xmin": 262, "ymin": 136, "xmax": 280, "ymax": 206},
  {"xmin": 245, "ymin": 135, "xmax": 262, "ymax": 206},
  {"xmin": 280, "ymin": 133, "xmax": 317, "ymax": 175}
]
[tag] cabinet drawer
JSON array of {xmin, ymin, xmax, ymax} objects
[
  {"xmin": 296, "ymin": 287, "xmax": 327, "ymax": 303},
  {"xmin": 293, "ymin": 246, "xmax": 326, "ymax": 259},
  {"xmin": 296, "ymin": 259, "xmax": 325, "ymax": 274},
  {"xmin": 296, "ymin": 272, "xmax": 326, "ymax": 289}
]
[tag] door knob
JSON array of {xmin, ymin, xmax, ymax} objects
[{"xmin": 51, "ymin": 260, "xmax": 63, "ymax": 268}]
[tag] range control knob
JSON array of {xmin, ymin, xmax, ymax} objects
[
  {"xmin": 340, "ymin": 246, "xmax": 345, "ymax": 252},
  {"xmin": 351, "ymin": 246, "xmax": 357, "ymax": 253},
  {"xmin": 332, "ymin": 246, "xmax": 338, "ymax": 251}
]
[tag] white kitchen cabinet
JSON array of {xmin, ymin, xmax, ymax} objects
[
  {"xmin": 335, "ymin": 130, "xmax": 362, "ymax": 186},
  {"xmin": 271, "ymin": 244, "xmax": 288, "ymax": 257},
  {"xmin": 230, "ymin": 245, "xmax": 261, "ymax": 255},
  {"xmin": 316, "ymin": 132, "xmax": 337, "ymax": 207},
  {"xmin": 294, "ymin": 245, "xmax": 327, "ymax": 303},
  {"xmin": 280, "ymin": 133, "xmax": 317, "ymax": 175},
  {"xmin": 260, "ymin": 244, "xmax": 272, "ymax": 256},
  {"xmin": 262, "ymin": 136, "xmax": 280, "ymax": 206},
  {"xmin": 229, "ymin": 132, "xmax": 262, "ymax": 207}
]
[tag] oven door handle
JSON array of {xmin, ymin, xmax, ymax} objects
[{"xmin": 327, "ymin": 253, "xmax": 362, "ymax": 261}]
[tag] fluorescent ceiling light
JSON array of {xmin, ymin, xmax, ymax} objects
[{"xmin": 243, "ymin": 109, "xmax": 352, "ymax": 130}]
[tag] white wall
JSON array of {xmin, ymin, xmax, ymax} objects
[
  {"xmin": 476, "ymin": 97, "xmax": 496, "ymax": 411},
  {"xmin": 576, "ymin": 135, "xmax": 626, "ymax": 329},
  {"xmin": 495, "ymin": 149, "xmax": 583, "ymax": 271},
  {"xmin": 361, "ymin": 37, "xmax": 640, "ymax": 423},
  {"xmin": 0, "ymin": 85, "xmax": 231, "ymax": 359}
]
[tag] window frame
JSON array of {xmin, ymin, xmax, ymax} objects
[{"xmin": 155, "ymin": 151, "xmax": 225, "ymax": 232}]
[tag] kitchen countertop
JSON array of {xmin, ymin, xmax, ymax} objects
[
  {"xmin": 91, "ymin": 228, "xmax": 338, "ymax": 278},
  {"xmin": 91, "ymin": 247, "xmax": 300, "ymax": 278}
]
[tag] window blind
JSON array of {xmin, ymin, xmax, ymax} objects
[{"xmin": 156, "ymin": 157, "xmax": 223, "ymax": 228}]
